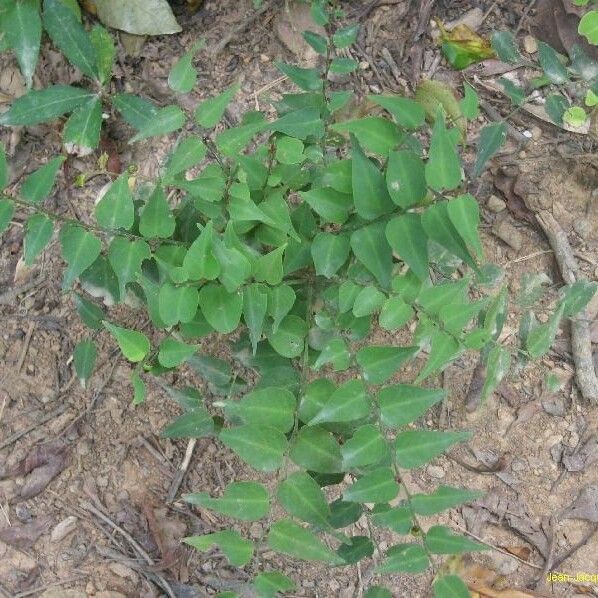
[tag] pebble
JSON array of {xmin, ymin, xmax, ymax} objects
[
  {"xmin": 15, "ymin": 502, "xmax": 33, "ymax": 523},
  {"xmin": 487, "ymin": 195, "xmax": 507, "ymax": 213},
  {"xmin": 523, "ymin": 35, "xmax": 538, "ymax": 53},
  {"xmin": 531, "ymin": 126, "xmax": 542, "ymax": 140},
  {"xmin": 427, "ymin": 465, "xmax": 446, "ymax": 479},
  {"xmin": 493, "ymin": 221, "xmax": 523, "ymax": 251},
  {"xmin": 51, "ymin": 516, "xmax": 78, "ymax": 542}
]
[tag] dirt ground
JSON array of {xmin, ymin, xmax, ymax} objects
[{"xmin": 0, "ymin": 0, "xmax": 597, "ymax": 596}]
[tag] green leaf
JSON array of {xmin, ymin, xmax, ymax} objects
[
  {"xmin": 112, "ymin": 93, "xmax": 157, "ymax": 129},
  {"xmin": 0, "ymin": 85, "xmax": 94, "ymax": 126},
  {"xmin": 411, "ymin": 486, "xmax": 483, "ymax": 516},
  {"xmin": 386, "ymin": 150, "xmax": 427, "ymax": 208},
  {"xmin": 433, "ymin": 575, "xmax": 471, "ymax": 598},
  {"xmin": 267, "ymin": 284, "xmax": 295, "ymax": 333},
  {"xmin": 561, "ymin": 281, "xmax": 598, "ymax": 317},
  {"xmin": 311, "ymin": 232, "xmax": 350, "ymax": 278},
  {"xmin": 499, "ymin": 77, "xmax": 525, "ymax": 106},
  {"xmin": 59, "ymin": 223, "xmax": 101, "ymax": 289},
  {"xmin": 253, "ymin": 572, "xmax": 295, "ymax": 597},
  {"xmin": 351, "ymin": 136, "xmax": 394, "ymax": 220},
  {"xmin": 103, "ymin": 322, "xmax": 150, "ymax": 362},
  {"xmin": 157, "ymin": 283, "xmax": 198, "ymax": 326},
  {"xmin": 395, "ymin": 430, "xmax": 470, "ymax": 469},
  {"xmin": 168, "ymin": 40, "xmax": 203, "ymax": 94},
  {"xmin": 333, "ymin": 24, "xmax": 359, "ymax": 48},
  {"xmin": 73, "ymin": 339, "xmax": 97, "ymax": 388},
  {"xmin": 268, "ymin": 519, "xmax": 340, "ymax": 563},
  {"xmin": 183, "ymin": 222, "xmax": 220, "ymax": 280},
  {"xmin": 333, "ymin": 117, "xmax": 401, "ymax": 155},
  {"xmin": 379, "ymin": 296, "xmax": 413, "ymax": 331},
  {"xmin": 255, "ymin": 246, "xmax": 285, "ymax": 286},
  {"xmin": 21, "ymin": 156, "xmax": 65, "ymax": 204},
  {"xmin": 350, "ymin": 223, "xmax": 393, "ymax": 288},
  {"xmin": 447, "ymin": 194, "xmax": 483, "ymax": 258},
  {"xmin": 356, "ymin": 345, "xmax": 418, "ymax": 385},
  {"xmin": 89, "ymin": 24, "xmax": 115, "ymax": 85},
  {"xmin": 63, "ymin": 96, "xmax": 102, "ymax": 149},
  {"xmin": 267, "ymin": 314, "xmax": 307, "ymax": 358},
  {"xmin": 303, "ymin": 30, "xmax": 327, "ymax": 54},
  {"xmin": 364, "ymin": 587, "xmax": 392, "ymax": 598},
  {"xmin": 195, "ymin": 83, "xmax": 240, "ymax": 128},
  {"xmin": 277, "ymin": 472, "xmax": 330, "ymax": 527},
  {"xmin": 376, "ymin": 544, "xmax": 429, "ymax": 574},
  {"xmin": 491, "ymin": 31, "xmax": 521, "ymax": 64},
  {"xmin": 353, "ymin": 286, "xmax": 385, "ymax": 317},
  {"xmin": 545, "ymin": 93, "xmax": 569, "ymax": 125},
  {"xmin": 164, "ymin": 136, "xmax": 207, "ymax": 180},
  {"xmin": 386, "ymin": 214, "xmax": 429, "ymax": 282},
  {"xmin": 184, "ymin": 531, "xmax": 253, "ymax": 566},
  {"xmin": 578, "ymin": 10, "xmax": 598, "ymax": 44},
  {"xmin": 416, "ymin": 330, "xmax": 462, "ymax": 382},
  {"xmin": 213, "ymin": 239, "xmax": 252, "ymax": 292},
  {"xmin": 220, "ymin": 424, "xmax": 287, "ymax": 472},
  {"xmin": 95, "ymin": 173, "xmax": 134, "ymax": 230},
  {"xmin": 158, "ymin": 338, "xmax": 196, "ymax": 368},
  {"xmin": 298, "ymin": 379, "xmax": 334, "ymax": 423},
  {"xmin": 139, "ymin": 186, "xmax": 175, "ymax": 238},
  {"xmin": 198, "ymin": 283, "xmax": 242, "ymax": 333},
  {"xmin": 300, "ymin": 187, "xmax": 352, "ymax": 224},
  {"xmin": 343, "ymin": 467, "xmax": 399, "ymax": 503},
  {"xmin": 473, "ymin": 122, "xmax": 507, "ymax": 178},
  {"xmin": 275, "ymin": 136, "xmax": 304, "ymax": 165},
  {"xmin": 108, "ymin": 237, "xmax": 150, "ymax": 297},
  {"xmin": 0, "ymin": 199, "xmax": 15, "ymax": 235},
  {"xmin": 185, "ymin": 481, "xmax": 269, "ymax": 521},
  {"xmin": 275, "ymin": 62, "xmax": 322, "ymax": 92},
  {"xmin": 243, "ymin": 284, "xmax": 268, "ymax": 354},
  {"xmin": 4, "ymin": 0, "xmax": 41, "ymax": 88},
  {"xmin": 188, "ymin": 354, "xmax": 232, "ymax": 388},
  {"xmin": 480, "ymin": 345, "xmax": 511, "ymax": 402},
  {"xmin": 223, "ymin": 387, "xmax": 295, "ymax": 433},
  {"xmin": 337, "ymin": 536, "xmax": 374, "ymax": 564},
  {"xmin": 131, "ymin": 371, "xmax": 146, "ymax": 405},
  {"xmin": 526, "ymin": 301, "xmax": 565, "ymax": 359},
  {"xmin": 563, "ymin": 106, "xmax": 587, "ymax": 128},
  {"xmin": 460, "ymin": 82, "xmax": 479, "ymax": 119},
  {"xmin": 130, "ymin": 105, "xmax": 185, "ymax": 143},
  {"xmin": 371, "ymin": 505, "xmax": 412, "ymax": 534},
  {"xmin": 538, "ymin": 42, "xmax": 568, "ymax": 84},
  {"xmin": 425, "ymin": 525, "xmax": 486, "ymax": 554},
  {"xmin": 425, "ymin": 114, "xmax": 462, "ymax": 191},
  {"xmin": 341, "ymin": 424, "xmax": 387, "ymax": 469},
  {"xmin": 74, "ymin": 293, "xmax": 104, "ymax": 329},
  {"xmin": 329, "ymin": 499, "xmax": 362, "ymax": 529},
  {"xmin": 313, "ymin": 337, "xmax": 351, "ymax": 371},
  {"xmin": 272, "ymin": 107, "xmax": 324, "ymax": 140},
  {"xmin": 43, "ymin": 0, "xmax": 98, "ymax": 79},
  {"xmin": 379, "ymin": 384, "xmax": 444, "ymax": 427},
  {"xmin": 290, "ymin": 425, "xmax": 343, "ymax": 473},
  {"xmin": 309, "ymin": 379, "xmax": 369, "ymax": 425},
  {"xmin": 161, "ymin": 408, "xmax": 214, "ymax": 438},
  {"xmin": 368, "ymin": 95, "xmax": 426, "ymax": 129}
]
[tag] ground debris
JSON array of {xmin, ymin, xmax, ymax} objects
[
  {"xmin": 561, "ymin": 484, "xmax": 598, "ymax": 522},
  {"xmin": 0, "ymin": 515, "xmax": 52, "ymax": 550}
]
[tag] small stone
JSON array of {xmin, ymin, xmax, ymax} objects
[
  {"xmin": 531, "ymin": 126, "xmax": 542, "ymax": 140},
  {"xmin": 249, "ymin": 522, "xmax": 262, "ymax": 539},
  {"xmin": 523, "ymin": 35, "xmax": 538, "ymax": 54},
  {"xmin": 493, "ymin": 221, "xmax": 523, "ymax": 251},
  {"xmin": 427, "ymin": 465, "xmax": 445, "ymax": 479},
  {"xmin": 15, "ymin": 502, "xmax": 33, "ymax": 523},
  {"xmin": 51, "ymin": 516, "xmax": 78, "ymax": 542},
  {"xmin": 259, "ymin": 54, "xmax": 270, "ymax": 62},
  {"xmin": 487, "ymin": 195, "xmax": 506, "ymax": 213}
]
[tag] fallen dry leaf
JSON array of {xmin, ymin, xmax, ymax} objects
[
  {"xmin": 0, "ymin": 516, "xmax": 52, "ymax": 550},
  {"xmin": 563, "ymin": 434, "xmax": 598, "ymax": 472},
  {"xmin": 143, "ymin": 504, "xmax": 186, "ymax": 572},
  {"xmin": 561, "ymin": 484, "xmax": 598, "ymax": 522}
]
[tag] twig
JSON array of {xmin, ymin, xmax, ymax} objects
[
  {"xmin": 211, "ymin": 0, "xmax": 279, "ymax": 56},
  {"xmin": 0, "ymin": 274, "xmax": 45, "ymax": 305},
  {"xmin": 515, "ymin": 0, "xmax": 538, "ymax": 35},
  {"xmin": 479, "ymin": 98, "xmax": 529, "ymax": 145},
  {"xmin": 536, "ymin": 517, "xmax": 557, "ymax": 588},
  {"xmin": 16, "ymin": 321, "xmax": 35, "ymax": 372},
  {"xmin": 14, "ymin": 576, "xmax": 87, "ymax": 598},
  {"xmin": 166, "ymin": 438, "xmax": 197, "ymax": 502},
  {"xmin": 550, "ymin": 524, "xmax": 598, "ymax": 571},
  {"xmin": 0, "ymin": 404, "xmax": 68, "ymax": 450},
  {"xmin": 535, "ymin": 210, "xmax": 598, "ymax": 403},
  {"xmin": 380, "ymin": 47, "xmax": 404, "ymax": 87}
]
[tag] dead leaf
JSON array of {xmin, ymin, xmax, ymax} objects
[
  {"xmin": 0, "ymin": 516, "xmax": 52, "ymax": 550},
  {"xmin": 562, "ymin": 434, "xmax": 598, "ymax": 472},
  {"xmin": 502, "ymin": 545, "xmax": 531, "ymax": 560},
  {"xmin": 561, "ymin": 484, "xmax": 598, "ymax": 522},
  {"xmin": 143, "ymin": 504, "xmax": 186, "ymax": 572},
  {"xmin": 90, "ymin": 0, "xmax": 181, "ymax": 35},
  {"xmin": 436, "ymin": 19, "xmax": 495, "ymax": 69}
]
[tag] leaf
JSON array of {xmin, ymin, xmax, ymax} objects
[
  {"xmin": 195, "ymin": 83, "xmax": 240, "ymax": 128},
  {"xmin": 309, "ymin": 379, "xmax": 369, "ymax": 425},
  {"xmin": 447, "ymin": 194, "xmax": 483, "ymax": 257},
  {"xmin": 184, "ymin": 481, "xmax": 269, "ymax": 521},
  {"xmin": 300, "ymin": 187, "xmax": 352, "ymax": 224},
  {"xmin": 73, "ymin": 339, "xmax": 97, "ymax": 388},
  {"xmin": 184, "ymin": 531, "xmax": 253, "ymax": 566},
  {"xmin": 168, "ymin": 40, "xmax": 203, "ymax": 94},
  {"xmin": 386, "ymin": 150, "xmax": 427, "ymax": 208},
  {"xmin": 183, "ymin": 222, "xmax": 220, "ymax": 280},
  {"xmin": 351, "ymin": 136, "xmax": 394, "ymax": 220},
  {"xmin": 480, "ymin": 345, "xmax": 511, "ymax": 402},
  {"xmin": 0, "ymin": 85, "xmax": 94, "ymax": 126},
  {"xmin": 337, "ymin": 536, "xmax": 374, "ymax": 564},
  {"xmin": 89, "ymin": 24, "xmax": 115, "ymax": 85},
  {"xmin": 273, "ymin": 108, "xmax": 324, "ymax": 140},
  {"xmin": 108, "ymin": 237, "xmax": 150, "ymax": 297},
  {"xmin": 332, "ymin": 117, "xmax": 402, "ymax": 154},
  {"xmin": 415, "ymin": 79, "xmax": 465, "ymax": 136},
  {"xmin": 364, "ymin": 587, "xmax": 392, "ymax": 598},
  {"xmin": 379, "ymin": 296, "xmax": 413, "ymax": 331},
  {"xmin": 130, "ymin": 105, "xmax": 185, "ymax": 143},
  {"xmin": 277, "ymin": 472, "xmax": 330, "ymax": 527},
  {"xmin": 368, "ymin": 95, "xmax": 426, "ymax": 129},
  {"xmin": 353, "ymin": 286, "xmax": 385, "ymax": 317},
  {"xmin": 253, "ymin": 572, "xmax": 295, "ymax": 597},
  {"xmin": 275, "ymin": 62, "xmax": 322, "ymax": 92},
  {"xmin": 188, "ymin": 354, "xmax": 232, "ymax": 388},
  {"xmin": 333, "ymin": 24, "xmax": 359, "ymax": 48},
  {"xmin": 425, "ymin": 114, "xmax": 462, "ymax": 191},
  {"xmin": 161, "ymin": 405, "xmax": 214, "ymax": 438},
  {"xmin": 255, "ymin": 246, "xmax": 285, "ymax": 286},
  {"xmin": 491, "ymin": 31, "xmax": 521, "ymax": 63},
  {"xmin": 439, "ymin": 24, "xmax": 494, "ymax": 69},
  {"xmin": 112, "ymin": 93, "xmax": 157, "ymax": 129},
  {"xmin": 267, "ymin": 284, "xmax": 295, "ymax": 333},
  {"xmin": 93, "ymin": 0, "xmax": 182, "ymax": 35},
  {"xmin": 371, "ymin": 505, "xmax": 412, "ymax": 534},
  {"xmin": 243, "ymin": 284, "xmax": 268, "ymax": 354},
  {"xmin": 139, "ymin": 186, "xmax": 175, "ymax": 238},
  {"xmin": 198, "ymin": 283, "xmax": 242, "ymax": 333},
  {"xmin": 0, "ymin": 199, "xmax": 15, "ymax": 235},
  {"xmin": 158, "ymin": 283, "xmax": 199, "ymax": 326},
  {"xmin": 74, "ymin": 293, "xmax": 105, "ymax": 329},
  {"xmin": 290, "ymin": 425, "xmax": 343, "ymax": 473},
  {"xmin": 385, "ymin": 214, "xmax": 429, "ymax": 281},
  {"xmin": 267, "ymin": 315, "xmax": 307, "ymax": 358},
  {"xmin": 223, "ymin": 387, "xmax": 295, "ymax": 433},
  {"xmin": 267, "ymin": 519, "xmax": 340, "ymax": 563},
  {"xmin": 460, "ymin": 82, "xmax": 479, "ymax": 119},
  {"xmin": 538, "ymin": 42, "xmax": 568, "ymax": 84},
  {"xmin": 329, "ymin": 499, "xmax": 362, "ymax": 529},
  {"xmin": 303, "ymin": 30, "xmax": 327, "ymax": 54},
  {"xmin": 526, "ymin": 301, "xmax": 565, "ymax": 359},
  {"xmin": 561, "ymin": 281, "xmax": 598, "ymax": 317},
  {"xmin": 311, "ymin": 232, "xmax": 350, "ymax": 278},
  {"xmin": 472, "ymin": 122, "xmax": 507, "ymax": 178},
  {"xmin": 21, "ymin": 156, "xmax": 65, "ymax": 204},
  {"xmin": 220, "ymin": 424, "xmax": 287, "ymax": 472},
  {"xmin": 164, "ymin": 136, "xmax": 207, "ymax": 180},
  {"xmin": 275, "ymin": 136, "xmax": 304, "ymax": 165},
  {"xmin": 411, "ymin": 486, "xmax": 483, "ymax": 516},
  {"xmin": 563, "ymin": 106, "xmax": 587, "ymax": 128},
  {"xmin": 43, "ymin": 0, "xmax": 98, "ymax": 78},
  {"xmin": 95, "ymin": 173, "xmax": 134, "ymax": 230},
  {"xmin": 350, "ymin": 223, "xmax": 393, "ymax": 288},
  {"xmin": 376, "ymin": 544, "xmax": 429, "ymax": 574},
  {"xmin": 578, "ymin": 10, "xmax": 598, "ymax": 44},
  {"xmin": 356, "ymin": 345, "xmax": 418, "ymax": 385},
  {"xmin": 433, "ymin": 575, "xmax": 471, "ymax": 598},
  {"xmin": 545, "ymin": 93, "xmax": 569, "ymax": 125},
  {"xmin": 59, "ymin": 223, "xmax": 101, "ymax": 289},
  {"xmin": 343, "ymin": 467, "xmax": 399, "ymax": 503},
  {"xmin": 379, "ymin": 384, "xmax": 445, "ymax": 427},
  {"xmin": 425, "ymin": 525, "xmax": 486, "ymax": 554},
  {"xmin": 341, "ymin": 424, "xmax": 387, "ymax": 469},
  {"xmin": 4, "ymin": 0, "xmax": 41, "ymax": 87},
  {"xmin": 416, "ymin": 330, "xmax": 462, "ymax": 382},
  {"xmin": 63, "ymin": 96, "xmax": 102, "ymax": 149},
  {"xmin": 395, "ymin": 430, "xmax": 471, "ymax": 469},
  {"xmin": 131, "ymin": 371, "xmax": 146, "ymax": 405},
  {"xmin": 158, "ymin": 338, "xmax": 196, "ymax": 368},
  {"xmin": 103, "ymin": 322, "xmax": 150, "ymax": 362}
]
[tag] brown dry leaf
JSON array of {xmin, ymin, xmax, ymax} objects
[
  {"xmin": 562, "ymin": 433, "xmax": 598, "ymax": 472},
  {"xmin": 143, "ymin": 504, "xmax": 186, "ymax": 571},
  {"xmin": 561, "ymin": 484, "xmax": 598, "ymax": 522},
  {"xmin": 0, "ymin": 515, "xmax": 52, "ymax": 550},
  {"xmin": 502, "ymin": 545, "xmax": 531, "ymax": 560}
]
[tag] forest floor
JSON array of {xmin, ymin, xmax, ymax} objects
[{"xmin": 0, "ymin": 0, "xmax": 597, "ymax": 596}]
